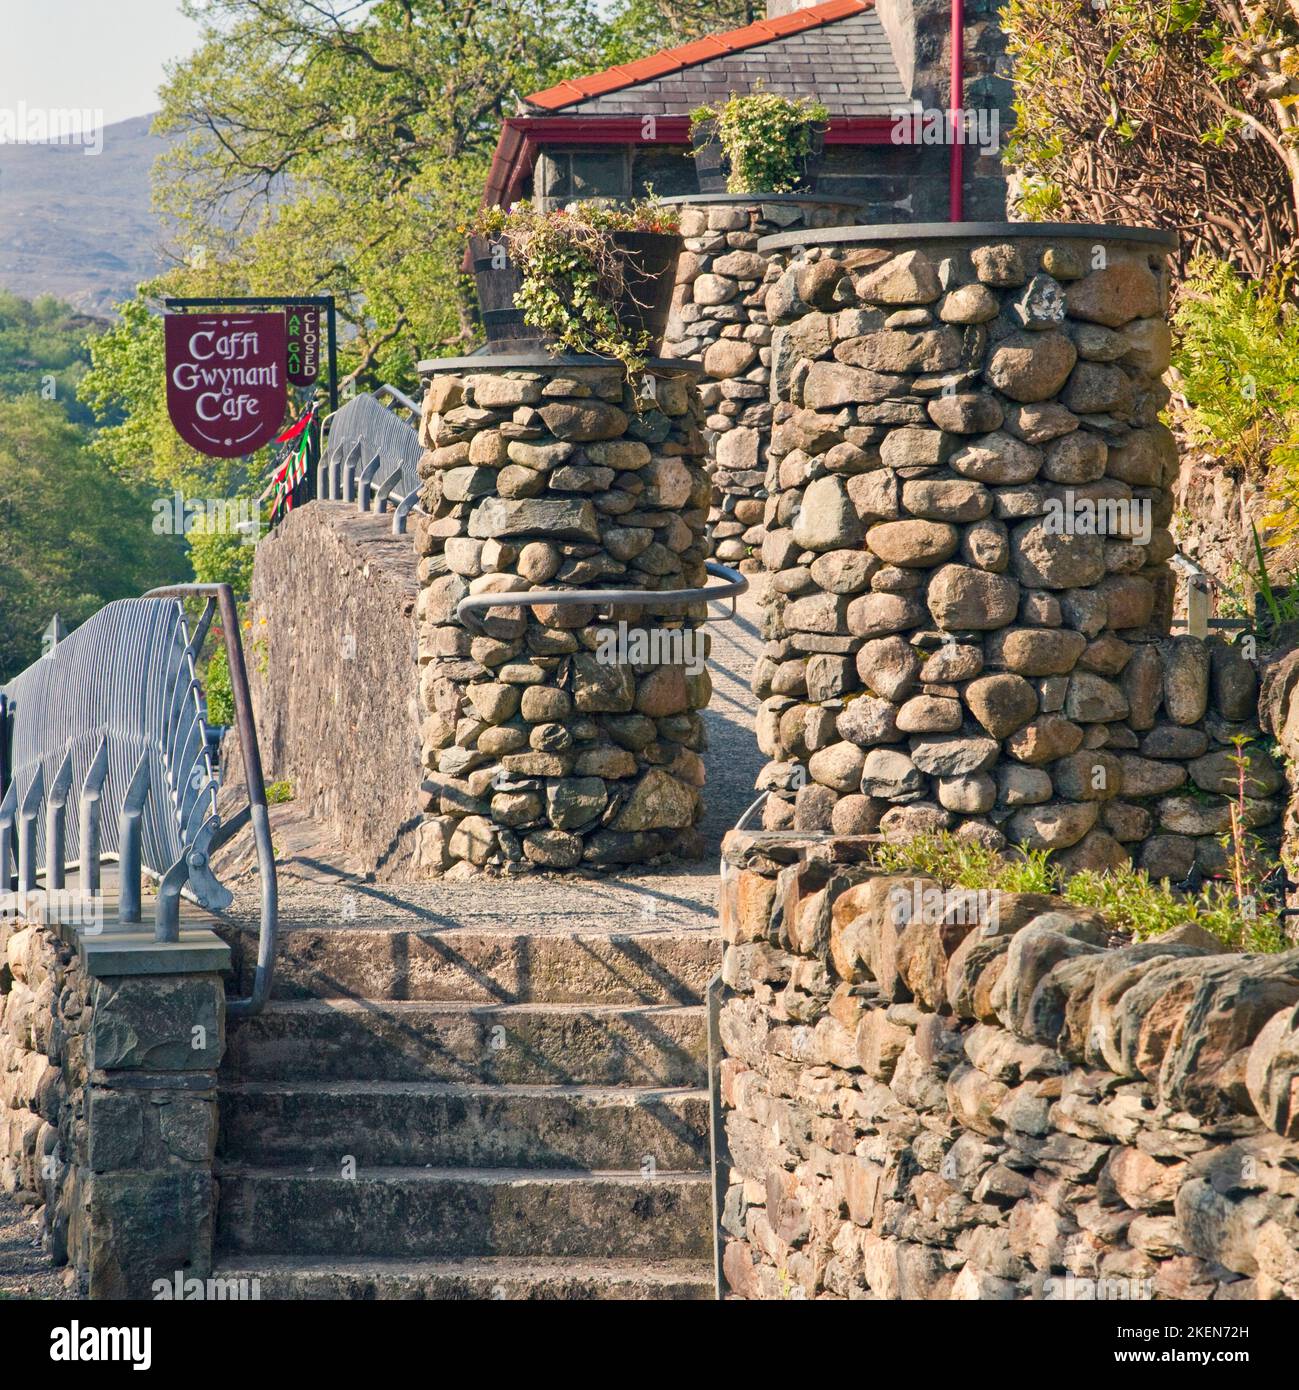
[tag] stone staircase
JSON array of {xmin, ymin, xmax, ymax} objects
[{"xmin": 211, "ymin": 916, "xmax": 720, "ymax": 1299}]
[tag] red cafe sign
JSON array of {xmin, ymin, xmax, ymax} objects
[{"xmin": 165, "ymin": 312, "xmax": 287, "ymax": 457}]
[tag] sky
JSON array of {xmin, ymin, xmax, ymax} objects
[{"xmin": 0, "ymin": 0, "xmax": 202, "ymax": 134}]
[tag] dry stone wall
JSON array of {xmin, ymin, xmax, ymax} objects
[
  {"xmin": 414, "ymin": 358, "xmax": 714, "ymax": 875},
  {"xmin": 660, "ymin": 197, "xmax": 864, "ymax": 573},
  {"xmin": 748, "ymin": 225, "xmax": 1285, "ymax": 871},
  {"xmin": 718, "ymin": 832, "xmax": 1299, "ymax": 1300}
]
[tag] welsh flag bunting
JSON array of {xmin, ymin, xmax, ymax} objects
[
  {"xmin": 263, "ymin": 403, "xmax": 317, "ymax": 525},
  {"xmin": 274, "ymin": 412, "xmax": 314, "ymax": 446}
]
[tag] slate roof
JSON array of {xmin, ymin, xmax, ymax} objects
[{"xmin": 524, "ymin": 0, "xmax": 907, "ymax": 118}]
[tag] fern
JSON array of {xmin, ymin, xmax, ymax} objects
[{"xmin": 1173, "ymin": 256, "xmax": 1299, "ymax": 478}]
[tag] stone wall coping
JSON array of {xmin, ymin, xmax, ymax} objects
[
  {"xmin": 74, "ymin": 924, "xmax": 231, "ymax": 978},
  {"xmin": 657, "ymin": 193, "xmax": 868, "ymax": 209},
  {"xmin": 756, "ymin": 219, "xmax": 1179, "ymax": 253},
  {"xmin": 418, "ymin": 352, "xmax": 702, "ymax": 376}
]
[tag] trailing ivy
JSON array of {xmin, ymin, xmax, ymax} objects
[
  {"xmin": 469, "ymin": 201, "xmax": 679, "ymax": 382},
  {"xmin": 690, "ymin": 89, "xmax": 828, "ymax": 195}
]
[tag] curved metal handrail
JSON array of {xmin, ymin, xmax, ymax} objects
[
  {"xmin": 374, "ymin": 383, "xmax": 420, "ymax": 414},
  {"xmin": 312, "ymin": 389, "xmax": 426, "ymax": 534},
  {"xmin": 144, "ymin": 583, "xmax": 278, "ymax": 1018},
  {"xmin": 1, "ymin": 596, "xmax": 221, "ymax": 915},
  {"xmin": 455, "ymin": 560, "xmax": 749, "ymax": 633}
]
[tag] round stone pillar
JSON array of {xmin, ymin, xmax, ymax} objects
[
  {"xmin": 413, "ymin": 354, "xmax": 713, "ymax": 876},
  {"xmin": 659, "ymin": 195, "xmax": 865, "ymax": 574},
  {"xmin": 751, "ymin": 222, "xmax": 1181, "ymax": 872}
]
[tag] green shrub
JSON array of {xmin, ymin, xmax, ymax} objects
[
  {"xmin": 204, "ymin": 644, "xmax": 234, "ymax": 727},
  {"xmin": 868, "ymin": 833, "xmax": 1054, "ymax": 895},
  {"xmin": 994, "ymin": 849, "xmax": 1056, "ymax": 895},
  {"xmin": 867, "ymin": 833, "xmax": 1002, "ymax": 889},
  {"xmin": 1063, "ymin": 863, "xmax": 1285, "ymax": 952},
  {"xmin": 864, "ymin": 832, "xmax": 1287, "ymax": 953},
  {"xmin": 1062, "ymin": 864, "xmax": 1188, "ymax": 937},
  {"xmin": 1173, "ymin": 257, "xmax": 1299, "ymax": 479},
  {"xmin": 690, "ymin": 89, "xmax": 828, "ymax": 195}
]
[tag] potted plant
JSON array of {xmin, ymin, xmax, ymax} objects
[
  {"xmin": 466, "ymin": 200, "xmax": 682, "ymax": 380},
  {"xmin": 689, "ymin": 88, "xmax": 830, "ymax": 195}
]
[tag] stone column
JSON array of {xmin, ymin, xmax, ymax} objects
[
  {"xmin": 749, "ymin": 224, "xmax": 1281, "ymax": 874},
  {"xmin": 1, "ymin": 912, "xmax": 228, "ymax": 1299},
  {"xmin": 413, "ymin": 355, "xmax": 713, "ymax": 876},
  {"xmin": 659, "ymin": 196, "xmax": 865, "ymax": 573}
]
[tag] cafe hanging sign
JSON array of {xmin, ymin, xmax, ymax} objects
[{"xmin": 165, "ymin": 312, "xmax": 287, "ymax": 458}]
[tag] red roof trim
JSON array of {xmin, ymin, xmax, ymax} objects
[{"xmin": 526, "ymin": 0, "xmax": 872, "ymax": 112}]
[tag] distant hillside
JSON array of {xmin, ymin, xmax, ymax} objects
[{"xmin": 0, "ymin": 113, "xmax": 172, "ymax": 317}]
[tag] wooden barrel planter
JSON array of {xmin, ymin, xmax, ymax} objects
[
  {"xmin": 469, "ymin": 231, "xmax": 683, "ymax": 356},
  {"xmin": 689, "ymin": 119, "xmax": 828, "ymax": 196}
]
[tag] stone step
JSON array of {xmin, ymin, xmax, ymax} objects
[
  {"xmin": 215, "ymin": 1167, "xmax": 712, "ymax": 1260},
  {"xmin": 223, "ymin": 923, "xmax": 720, "ymax": 1005},
  {"xmin": 209, "ymin": 1254, "xmax": 714, "ymax": 1300},
  {"xmin": 222, "ymin": 999, "xmax": 708, "ymax": 1087},
  {"xmin": 218, "ymin": 1082, "xmax": 710, "ymax": 1170}
]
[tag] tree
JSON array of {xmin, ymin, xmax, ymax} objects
[
  {"xmin": 150, "ymin": 0, "xmax": 610, "ymax": 390},
  {"xmin": 0, "ymin": 292, "xmax": 105, "ymax": 428},
  {"xmin": 597, "ymin": 0, "xmax": 756, "ymax": 65},
  {"xmin": 0, "ymin": 396, "xmax": 187, "ymax": 681},
  {"xmin": 1005, "ymin": 0, "xmax": 1299, "ymax": 281}
]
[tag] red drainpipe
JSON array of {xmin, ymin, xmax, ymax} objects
[{"xmin": 950, "ymin": 0, "xmax": 964, "ymax": 222}]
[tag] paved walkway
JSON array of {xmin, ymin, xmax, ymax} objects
[{"xmin": 222, "ymin": 584, "xmax": 766, "ymax": 935}]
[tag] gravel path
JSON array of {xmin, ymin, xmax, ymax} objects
[
  {"xmin": 0, "ymin": 1191, "xmax": 78, "ymax": 1301},
  {"xmin": 223, "ymin": 584, "xmax": 766, "ymax": 933}
]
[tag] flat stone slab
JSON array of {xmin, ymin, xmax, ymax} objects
[
  {"xmin": 78, "ymin": 924, "xmax": 231, "ymax": 978},
  {"xmin": 418, "ymin": 352, "xmax": 700, "ymax": 375},
  {"xmin": 757, "ymin": 220, "xmax": 1180, "ymax": 253}
]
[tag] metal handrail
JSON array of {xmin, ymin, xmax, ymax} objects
[
  {"xmin": 1166, "ymin": 552, "xmax": 1251, "ymax": 635},
  {"xmin": 1, "ymin": 584, "xmax": 277, "ymax": 1010},
  {"xmin": 455, "ymin": 560, "xmax": 749, "ymax": 632},
  {"xmin": 2, "ymin": 595, "xmax": 220, "ymax": 926},
  {"xmin": 1169, "ymin": 553, "xmax": 1212, "ymax": 639},
  {"xmin": 313, "ymin": 387, "xmax": 425, "ymax": 535},
  {"xmin": 144, "ymin": 583, "xmax": 278, "ymax": 1018},
  {"xmin": 706, "ymin": 966, "xmax": 726, "ymax": 1301},
  {"xmin": 374, "ymin": 383, "xmax": 420, "ymax": 414}
]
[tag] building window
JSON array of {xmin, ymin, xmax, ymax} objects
[{"xmin": 535, "ymin": 148, "xmax": 632, "ymax": 207}]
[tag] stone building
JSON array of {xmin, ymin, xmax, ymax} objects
[
  {"xmin": 480, "ymin": 0, "xmax": 1015, "ymax": 574},
  {"xmin": 483, "ymin": 0, "xmax": 1013, "ymax": 223}
]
